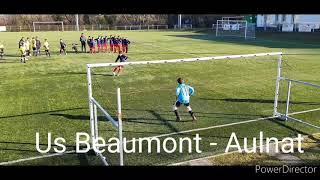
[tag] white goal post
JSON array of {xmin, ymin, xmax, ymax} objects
[
  {"xmin": 33, "ymin": 21, "xmax": 64, "ymax": 32},
  {"xmin": 86, "ymin": 66, "xmax": 123, "ymax": 166},
  {"xmin": 215, "ymin": 20, "xmax": 255, "ymax": 39}
]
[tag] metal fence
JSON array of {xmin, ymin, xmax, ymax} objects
[{"xmin": 1, "ymin": 24, "xmax": 171, "ymax": 32}]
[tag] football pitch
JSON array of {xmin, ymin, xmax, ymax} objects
[{"xmin": 0, "ymin": 30, "xmax": 320, "ymax": 165}]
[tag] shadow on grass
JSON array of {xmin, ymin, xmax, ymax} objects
[
  {"xmin": 166, "ymin": 31, "xmax": 320, "ymax": 49},
  {"xmin": 0, "ymin": 107, "xmax": 86, "ymax": 120},
  {"xmin": 0, "ymin": 141, "xmax": 76, "ymax": 153},
  {"xmin": 268, "ymin": 118, "xmax": 309, "ymax": 136}
]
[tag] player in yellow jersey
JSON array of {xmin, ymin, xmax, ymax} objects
[
  {"xmin": 43, "ymin": 39, "xmax": 51, "ymax": 57},
  {"xmin": 19, "ymin": 42, "xmax": 27, "ymax": 63}
]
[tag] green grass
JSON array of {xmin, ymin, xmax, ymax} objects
[
  {"xmin": 209, "ymin": 152, "xmax": 283, "ymax": 166},
  {"xmin": 0, "ymin": 30, "xmax": 319, "ymax": 166}
]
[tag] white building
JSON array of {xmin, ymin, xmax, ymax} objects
[{"xmin": 256, "ymin": 14, "xmax": 320, "ymax": 32}]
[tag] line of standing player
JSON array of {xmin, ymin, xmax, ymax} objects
[{"xmin": 81, "ymin": 33, "xmax": 131, "ymax": 54}]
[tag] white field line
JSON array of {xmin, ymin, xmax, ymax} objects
[
  {"xmin": 0, "ymin": 150, "xmax": 76, "ymax": 166},
  {"xmin": 170, "ymin": 132, "xmax": 320, "ymax": 166},
  {"xmin": 1, "ymin": 108, "xmax": 319, "ymax": 166},
  {"xmin": 289, "ymin": 108, "xmax": 320, "ymax": 115}
]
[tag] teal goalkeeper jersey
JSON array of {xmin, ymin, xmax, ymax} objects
[{"xmin": 176, "ymin": 84, "xmax": 194, "ymax": 104}]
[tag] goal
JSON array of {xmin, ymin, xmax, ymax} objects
[
  {"xmin": 215, "ymin": 20, "xmax": 255, "ymax": 39},
  {"xmin": 33, "ymin": 21, "xmax": 64, "ymax": 32},
  {"xmin": 86, "ymin": 51, "xmax": 320, "ymax": 165}
]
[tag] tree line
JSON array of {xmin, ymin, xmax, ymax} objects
[{"xmin": 0, "ymin": 14, "xmax": 242, "ymax": 28}]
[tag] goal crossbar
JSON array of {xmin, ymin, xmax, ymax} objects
[
  {"xmin": 33, "ymin": 21, "xmax": 64, "ymax": 32},
  {"xmin": 87, "ymin": 52, "xmax": 283, "ymax": 68}
]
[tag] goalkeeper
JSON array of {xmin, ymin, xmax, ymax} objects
[
  {"xmin": 112, "ymin": 51, "xmax": 128, "ymax": 76},
  {"xmin": 173, "ymin": 78, "xmax": 197, "ymax": 121}
]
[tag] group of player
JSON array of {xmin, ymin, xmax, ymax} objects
[
  {"xmin": 18, "ymin": 37, "xmax": 51, "ymax": 63},
  {"xmin": 9, "ymin": 33, "xmax": 131, "ymax": 63},
  {"xmin": 5, "ymin": 34, "xmax": 194, "ymax": 122},
  {"xmin": 80, "ymin": 33, "xmax": 131, "ymax": 54}
]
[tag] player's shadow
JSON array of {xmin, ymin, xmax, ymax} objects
[{"xmin": 199, "ymin": 98, "xmax": 320, "ymax": 105}]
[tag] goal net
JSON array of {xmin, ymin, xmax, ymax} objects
[
  {"xmin": 33, "ymin": 21, "xmax": 64, "ymax": 32},
  {"xmin": 215, "ymin": 20, "xmax": 255, "ymax": 39}
]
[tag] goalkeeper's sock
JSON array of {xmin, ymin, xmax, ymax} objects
[
  {"xmin": 189, "ymin": 111, "xmax": 197, "ymax": 121},
  {"xmin": 174, "ymin": 110, "xmax": 181, "ymax": 121}
]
